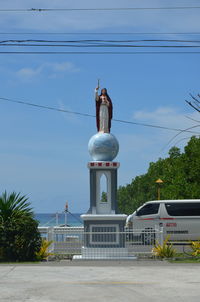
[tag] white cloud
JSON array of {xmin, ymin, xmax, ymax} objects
[
  {"xmin": 57, "ymin": 100, "xmax": 81, "ymax": 124},
  {"xmin": 116, "ymin": 106, "xmax": 200, "ymax": 184},
  {"xmin": 133, "ymin": 106, "xmax": 200, "ymax": 132},
  {"xmin": 51, "ymin": 62, "xmax": 79, "ymax": 72},
  {"xmin": 16, "ymin": 61, "xmax": 80, "ymax": 79},
  {"xmin": 131, "ymin": 106, "xmax": 200, "ymax": 157},
  {"xmin": 17, "ymin": 66, "xmax": 43, "ymax": 78}
]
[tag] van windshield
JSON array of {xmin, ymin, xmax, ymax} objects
[
  {"xmin": 137, "ymin": 203, "xmax": 159, "ymax": 216},
  {"xmin": 165, "ymin": 203, "xmax": 200, "ymax": 216}
]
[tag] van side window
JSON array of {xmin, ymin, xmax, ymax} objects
[
  {"xmin": 165, "ymin": 203, "xmax": 200, "ymax": 216},
  {"xmin": 137, "ymin": 203, "xmax": 159, "ymax": 216}
]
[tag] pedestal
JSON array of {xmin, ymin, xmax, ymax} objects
[
  {"xmin": 73, "ymin": 131, "xmax": 136, "ymax": 260},
  {"xmin": 78, "ymin": 214, "xmax": 129, "ymax": 259}
]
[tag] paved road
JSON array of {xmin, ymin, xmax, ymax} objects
[{"xmin": 1, "ymin": 261, "xmax": 200, "ymax": 302}]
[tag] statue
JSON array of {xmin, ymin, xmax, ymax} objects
[
  {"xmin": 89, "ymin": 82, "xmax": 118, "ymax": 161},
  {"xmin": 95, "ymin": 83, "xmax": 113, "ymax": 133}
]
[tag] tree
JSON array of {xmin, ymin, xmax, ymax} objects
[
  {"xmin": 117, "ymin": 137, "xmax": 200, "ymax": 215},
  {"xmin": 183, "ymin": 136, "xmax": 200, "ymax": 198},
  {"xmin": 100, "ymin": 191, "xmax": 107, "ymax": 202},
  {"xmin": 168, "ymin": 146, "xmax": 181, "ymax": 159},
  {"xmin": 0, "ymin": 191, "xmax": 41, "ymax": 262}
]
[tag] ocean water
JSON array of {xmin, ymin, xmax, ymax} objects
[{"xmin": 35, "ymin": 213, "xmax": 83, "ymax": 227}]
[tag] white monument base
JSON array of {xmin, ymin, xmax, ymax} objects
[
  {"xmin": 82, "ymin": 246, "xmax": 128, "ymax": 257},
  {"xmin": 73, "ymin": 250, "xmax": 137, "ymax": 260},
  {"xmin": 74, "ymin": 213, "xmax": 137, "ymax": 260},
  {"xmin": 73, "ymin": 247, "xmax": 137, "ymax": 260}
]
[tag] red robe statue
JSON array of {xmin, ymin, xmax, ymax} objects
[{"xmin": 95, "ymin": 88, "xmax": 113, "ymax": 133}]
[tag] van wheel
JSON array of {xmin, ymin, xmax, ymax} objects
[{"xmin": 141, "ymin": 228, "xmax": 155, "ymax": 245}]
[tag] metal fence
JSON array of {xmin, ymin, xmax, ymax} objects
[{"xmin": 38, "ymin": 226, "xmax": 164, "ymax": 258}]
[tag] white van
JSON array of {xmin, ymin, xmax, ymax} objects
[{"xmin": 126, "ymin": 200, "xmax": 200, "ymax": 243}]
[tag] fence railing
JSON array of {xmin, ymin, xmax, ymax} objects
[{"xmin": 38, "ymin": 226, "xmax": 164, "ymax": 258}]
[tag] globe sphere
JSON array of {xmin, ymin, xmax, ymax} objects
[{"xmin": 88, "ymin": 132, "xmax": 119, "ymax": 161}]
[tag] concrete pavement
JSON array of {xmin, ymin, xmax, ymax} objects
[{"xmin": 1, "ymin": 261, "xmax": 200, "ymax": 302}]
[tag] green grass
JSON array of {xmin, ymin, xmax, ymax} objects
[{"xmin": 0, "ymin": 261, "xmax": 40, "ymax": 264}]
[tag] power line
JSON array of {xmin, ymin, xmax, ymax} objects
[
  {"xmin": 2, "ymin": 44, "xmax": 200, "ymax": 48},
  {"xmin": 0, "ymin": 96, "xmax": 199, "ymax": 134},
  {"xmin": 0, "ymin": 6, "xmax": 200, "ymax": 12},
  {"xmin": 2, "ymin": 39, "xmax": 200, "ymax": 50},
  {"xmin": 0, "ymin": 97, "xmax": 94, "ymax": 118},
  {"xmin": 1, "ymin": 51, "xmax": 200, "ymax": 54},
  {"xmin": 2, "ymin": 38, "xmax": 200, "ymax": 42},
  {"xmin": 1, "ymin": 32, "xmax": 200, "ymax": 35},
  {"xmin": 185, "ymin": 115, "xmax": 200, "ymax": 123},
  {"xmin": 2, "ymin": 38, "xmax": 200, "ymax": 43},
  {"xmin": 174, "ymin": 136, "xmax": 200, "ymax": 147},
  {"xmin": 161, "ymin": 124, "xmax": 200, "ymax": 151}
]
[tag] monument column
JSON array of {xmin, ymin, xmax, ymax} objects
[{"xmin": 75, "ymin": 86, "xmax": 129, "ymax": 259}]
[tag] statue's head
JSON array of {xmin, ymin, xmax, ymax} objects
[{"xmin": 101, "ymin": 88, "xmax": 107, "ymax": 96}]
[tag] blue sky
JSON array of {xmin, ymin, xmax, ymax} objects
[{"xmin": 0, "ymin": 0, "xmax": 200, "ymax": 213}]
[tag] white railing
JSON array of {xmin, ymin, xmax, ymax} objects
[{"xmin": 38, "ymin": 226, "xmax": 164, "ymax": 258}]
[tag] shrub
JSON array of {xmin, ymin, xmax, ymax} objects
[
  {"xmin": 0, "ymin": 191, "xmax": 41, "ymax": 262},
  {"xmin": 152, "ymin": 235, "xmax": 177, "ymax": 259},
  {"xmin": 190, "ymin": 240, "xmax": 200, "ymax": 258},
  {"xmin": 35, "ymin": 239, "xmax": 53, "ymax": 261}
]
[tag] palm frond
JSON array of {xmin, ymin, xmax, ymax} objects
[{"xmin": 0, "ymin": 191, "xmax": 33, "ymax": 222}]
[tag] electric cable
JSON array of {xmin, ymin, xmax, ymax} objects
[
  {"xmin": 1, "ymin": 32, "xmax": 200, "ymax": 35},
  {"xmin": 161, "ymin": 124, "xmax": 200, "ymax": 151},
  {"xmin": 2, "ymin": 44, "xmax": 200, "ymax": 48},
  {"xmin": 0, "ymin": 6, "xmax": 200, "ymax": 12},
  {"xmin": 0, "ymin": 96, "xmax": 199, "ymax": 134},
  {"xmin": 1, "ymin": 39, "xmax": 200, "ymax": 43},
  {"xmin": 1, "ymin": 51, "xmax": 200, "ymax": 54},
  {"xmin": 174, "ymin": 135, "xmax": 200, "ymax": 147}
]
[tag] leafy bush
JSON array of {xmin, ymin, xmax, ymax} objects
[
  {"xmin": 190, "ymin": 240, "xmax": 200, "ymax": 258},
  {"xmin": 152, "ymin": 235, "xmax": 177, "ymax": 259},
  {"xmin": 35, "ymin": 239, "xmax": 53, "ymax": 261},
  {"xmin": 0, "ymin": 191, "xmax": 41, "ymax": 262}
]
